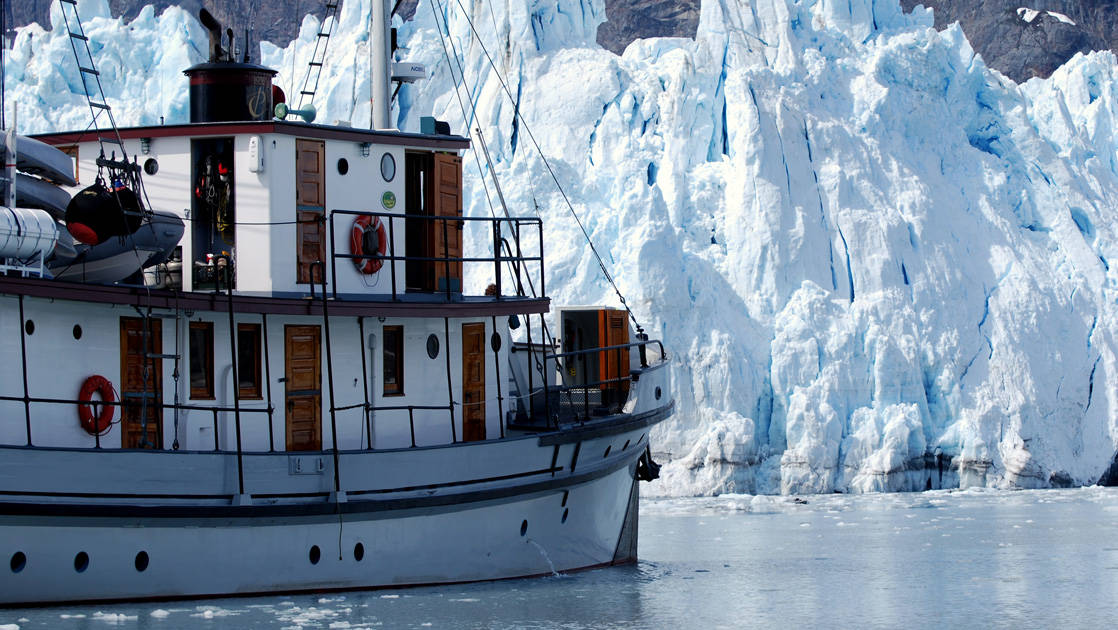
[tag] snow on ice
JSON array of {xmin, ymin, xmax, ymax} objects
[{"xmin": 6, "ymin": 0, "xmax": 1118, "ymax": 495}]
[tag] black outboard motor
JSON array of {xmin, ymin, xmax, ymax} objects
[{"xmin": 183, "ymin": 9, "xmax": 277, "ymax": 123}]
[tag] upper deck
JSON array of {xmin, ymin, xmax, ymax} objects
[{"xmin": 32, "ymin": 120, "xmax": 545, "ymax": 313}]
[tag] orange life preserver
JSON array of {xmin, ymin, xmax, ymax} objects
[
  {"xmin": 78, "ymin": 375, "xmax": 116, "ymax": 435},
  {"xmin": 350, "ymin": 214, "xmax": 388, "ymax": 274}
]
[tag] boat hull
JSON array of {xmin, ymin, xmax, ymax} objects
[{"xmin": 0, "ymin": 422, "xmax": 659, "ymax": 605}]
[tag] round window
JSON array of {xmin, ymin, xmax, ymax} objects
[
  {"xmin": 380, "ymin": 152, "xmax": 396, "ymax": 182},
  {"xmin": 337, "ymin": 158, "xmax": 349, "ymax": 175},
  {"xmin": 143, "ymin": 158, "xmax": 159, "ymax": 175},
  {"xmin": 426, "ymin": 334, "xmax": 440, "ymax": 359}
]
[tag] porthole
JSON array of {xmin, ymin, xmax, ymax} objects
[
  {"xmin": 10, "ymin": 551, "xmax": 26, "ymax": 573},
  {"xmin": 426, "ymin": 334, "xmax": 440, "ymax": 359},
  {"xmin": 562, "ymin": 509, "xmax": 569, "ymax": 524},
  {"xmin": 337, "ymin": 158, "xmax": 349, "ymax": 175},
  {"xmin": 309, "ymin": 545, "xmax": 321, "ymax": 565},
  {"xmin": 655, "ymin": 386, "xmax": 662, "ymax": 400},
  {"xmin": 134, "ymin": 551, "xmax": 149, "ymax": 572},
  {"xmin": 490, "ymin": 332, "xmax": 502, "ymax": 352},
  {"xmin": 72, "ymin": 324, "xmax": 82, "ymax": 340},
  {"xmin": 520, "ymin": 520, "xmax": 528, "ymax": 536},
  {"xmin": 380, "ymin": 152, "xmax": 396, "ymax": 182},
  {"xmin": 354, "ymin": 542, "xmax": 365, "ymax": 562},
  {"xmin": 604, "ymin": 445, "xmax": 611, "ymax": 458},
  {"xmin": 24, "ymin": 320, "xmax": 34, "ymax": 335},
  {"xmin": 74, "ymin": 551, "xmax": 89, "ymax": 573},
  {"xmin": 143, "ymin": 158, "xmax": 159, "ymax": 176}
]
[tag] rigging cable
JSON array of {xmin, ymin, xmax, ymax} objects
[{"xmin": 447, "ymin": 0, "xmax": 645, "ymax": 336}]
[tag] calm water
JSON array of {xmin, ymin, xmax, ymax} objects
[{"xmin": 4, "ymin": 487, "xmax": 1117, "ymax": 629}]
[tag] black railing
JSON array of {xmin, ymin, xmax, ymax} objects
[
  {"xmin": 511, "ymin": 338, "xmax": 667, "ymax": 428},
  {"xmin": 328, "ymin": 209, "xmax": 544, "ymax": 300}
]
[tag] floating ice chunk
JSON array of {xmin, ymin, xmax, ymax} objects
[{"xmin": 150, "ymin": 609, "xmax": 170, "ymax": 618}]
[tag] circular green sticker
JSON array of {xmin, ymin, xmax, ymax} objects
[{"xmin": 381, "ymin": 191, "xmax": 396, "ymax": 209}]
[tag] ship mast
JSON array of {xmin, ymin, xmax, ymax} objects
[{"xmin": 370, "ymin": 0, "xmax": 391, "ymax": 130}]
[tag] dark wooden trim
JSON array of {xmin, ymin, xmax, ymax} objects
[
  {"xmin": 31, "ymin": 120, "xmax": 470, "ymax": 150},
  {"xmin": 0, "ymin": 276, "xmax": 549, "ymax": 318}
]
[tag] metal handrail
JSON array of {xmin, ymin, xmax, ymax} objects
[{"xmin": 329, "ymin": 209, "xmax": 544, "ymax": 300}]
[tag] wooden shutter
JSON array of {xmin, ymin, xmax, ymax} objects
[
  {"xmin": 431, "ymin": 153, "xmax": 463, "ymax": 293},
  {"xmin": 296, "ymin": 139, "xmax": 326, "ymax": 284}
]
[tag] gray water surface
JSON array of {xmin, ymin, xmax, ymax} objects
[{"xmin": 4, "ymin": 487, "xmax": 1117, "ymax": 628}]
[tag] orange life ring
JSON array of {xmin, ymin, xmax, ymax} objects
[
  {"xmin": 78, "ymin": 375, "xmax": 116, "ymax": 435},
  {"xmin": 350, "ymin": 214, "xmax": 388, "ymax": 274}
]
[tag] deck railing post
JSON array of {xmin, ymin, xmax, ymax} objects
[
  {"xmin": 358, "ymin": 317, "xmax": 372, "ymax": 450},
  {"xmin": 329, "ymin": 211, "xmax": 338, "ymax": 300},
  {"xmin": 408, "ymin": 406, "xmax": 416, "ymax": 448},
  {"xmin": 262, "ymin": 313, "xmax": 275, "ymax": 452},
  {"xmin": 17, "ymin": 294, "xmax": 30, "ymax": 446},
  {"xmin": 491, "ymin": 316, "xmax": 505, "ymax": 439},
  {"xmin": 442, "ymin": 217, "xmax": 451, "ymax": 300},
  {"xmin": 225, "ymin": 270, "xmax": 245, "ymax": 497},
  {"xmin": 526, "ymin": 316, "xmax": 536, "ymax": 423},
  {"xmin": 541, "ymin": 313, "xmax": 552, "ymax": 428},
  {"xmin": 388, "ymin": 214, "xmax": 398, "ymax": 300},
  {"xmin": 316, "ymin": 260, "xmax": 342, "ymax": 496},
  {"xmin": 443, "ymin": 317, "xmax": 457, "ymax": 443},
  {"xmin": 212, "ymin": 408, "xmax": 220, "ymax": 451},
  {"xmin": 493, "ymin": 218, "xmax": 502, "ymax": 298}
]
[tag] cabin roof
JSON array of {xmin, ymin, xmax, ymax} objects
[{"xmin": 30, "ymin": 120, "xmax": 470, "ymax": 151}]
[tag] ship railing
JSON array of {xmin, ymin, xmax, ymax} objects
[
  {"xmin": 0, "ymin": 394, "xmax": 272, "ymax": 452},
  {"xmin": 509, "ymin": 338, "xmax": 667, "ymax": 429},
  {"xmin": 328, "ymin": 209, "xmax": 545, "ymax": 301}
]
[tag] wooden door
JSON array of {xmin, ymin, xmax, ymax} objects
[
  {"xmin": 296, "ymin": 139, "xmax": 326, "ymax": 284},
  {"xmin": 285, "ymin": 325, "xmax": 322, "ymax": 451},
  {"xmin": 598, "ymin": 310, "xmax": 630, "ymax": 408},
  {"xmin": 120, "ymin": 317, "xmax": 163, "ymax": 449},
  {"xmin": 461, "ymin": 322, "xmax": 486, "ymax": 442},
  {"xmin": 431, "ymin": 153, "xmax": 462, "ymax": 293}
]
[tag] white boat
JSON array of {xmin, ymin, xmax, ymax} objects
[{"xmin": 0, "ymin": 2, "xmax": 672, "ymax": 605}]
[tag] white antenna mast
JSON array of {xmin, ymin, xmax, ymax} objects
[{"xmin": 370, "ymin": 0, "xmax": 390, "ymax": 130}]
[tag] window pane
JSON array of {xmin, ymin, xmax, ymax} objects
[
  {"xmin": 189, "ymin": 323, "xmax": 214, "ymax": 398},
  {"xmin": 237, "ymin": 324, "xmax": 262, "ymax": 397},
  {"xmin": 383, "ymin": 326, "xmax": 403, "ymax": 395}
]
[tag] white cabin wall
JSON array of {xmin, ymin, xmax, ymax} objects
[
  {"xmin": 327, "ymin": 143, "xmax": 406, "ymax": 297},
  {"xmin": 369, "ymin": 316, "xmax": 506, "ymax": 449},
  {"xmin": 259, "ymin": 134, "xmax": 300, "ymax": 296},
  {"xmin": 232, "ymin": 134, "xmax": 275, "ymax": 295},
  {"xmin": 139, "ymin": 137, "xmax": 191, "ymax": 220}
]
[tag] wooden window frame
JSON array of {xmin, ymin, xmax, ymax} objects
[
  {"xmin": 189, "ymin": 321, "xmax": 215, "ymax": 400},
  {"xmin": 382, "ymin": 325, "xmax": 404, "ymax": 397},
  {"xmin": 237, "ymin": 323, "xmax": 263, "ymax": 400}
]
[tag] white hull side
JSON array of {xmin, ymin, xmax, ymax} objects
[{"xmin": 1, "ymin": 465, "xmax": 638, "ymax": 605}]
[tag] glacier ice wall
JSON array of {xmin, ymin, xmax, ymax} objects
[{"xmin": 9, "ymin": 0, "xmax": 1118, "ymax": 495}]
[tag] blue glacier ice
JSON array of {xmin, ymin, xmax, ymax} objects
[{"xmin": 8, "ymin": 0, "xmax": 1118, "ymax": 495}]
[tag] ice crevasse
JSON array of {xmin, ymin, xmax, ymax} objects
[{"xmin": 8, "ymin": 0, "xmax": 1118, "ymax": 495}]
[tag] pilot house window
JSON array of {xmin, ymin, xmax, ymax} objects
[
  {"xmin": 383, "ymin": 325, "xmax": 404, "ymax": 396},
  {"xmin": 237, "ymin": 324, "xmax": 263, "ymax": 399},
  {"xmin": 189, "ymin": 321, "xmax": 215, "ymax": 399}
]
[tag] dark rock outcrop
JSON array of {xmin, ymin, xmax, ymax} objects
[
  {"xmin": 3, "ymin": 1, "xmax": 1117, "ymax": 82},
  {"xmin": 899, "ymin": 0, "xmax": 1113, "ymax": 82}
]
